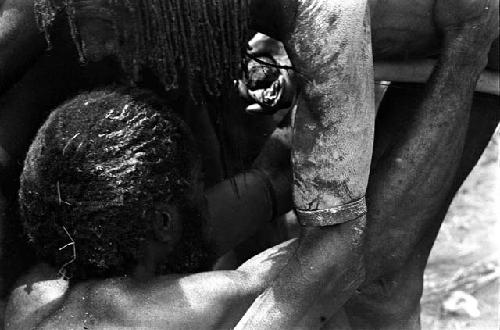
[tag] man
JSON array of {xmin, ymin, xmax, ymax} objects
[
  {"xmin": 5, "ymin": 86, "xmax": 294, "ymax": 329},
  {"xmin": 236, "ymin": 2, "xmax": 500, "ymax": 328},
  {"xmin": 0, "ymin": 0, "xmax": 278, "ymax": 300},
  {"xmin": 0, "ymin": 0, "xmax": 498, "ymax": 328},
  {"xmin": 27, "ymin": 4, "xmax": 497, "ymax": 329},
  {"xmin": 7, "ymin": 26, "xmax": 499, "ymax": 329}
]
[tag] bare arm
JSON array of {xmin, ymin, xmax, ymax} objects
[
  {"xmin": 5, "ymin": 240, "xmax": 298, "ymax": 330},
  {"xmin": 364, "ymin": 0, "xmax": 499, "ymax": 279},
  {"xmin": 0, "ymin": 0, "xmax": 45, "ymax": 92},
  {"xmin": 0, "ymin": 0, "xmax": 43, "ymax": 307},
  {"xmin": 237, "ymin": 0, "xmax": 375, "ymax": 328},
  {"xmin": 375, "ymin": 60, "xmax": 500, "ymax": 96},
  {"xmin": 205, "ymin": 126, "xmax": 292, "ymax": 257}
]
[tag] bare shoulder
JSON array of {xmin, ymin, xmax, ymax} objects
[
  {"xmin": 4, "ymin": 264, "xmax": 71, "ymax": 330},
  {"xmin": 36, "ymin": 278, "xmax": 132, "ymax": 329},
  {"xmin": 4, "ymin": 264, "xmax": 129, "ymax": 330},
  {"xmin": 4, "ymin": 248, "xmax": 296, "ymax": 330},
  {"xmin": 5, "ymin": 268, "xmax": 250, "ymax": 329}
]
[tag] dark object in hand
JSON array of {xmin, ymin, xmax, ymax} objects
[{"xmin": 246, "ymin": 56, "xmax": 281, "ymax": 91}]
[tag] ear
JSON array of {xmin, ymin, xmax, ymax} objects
[{"xmin": 152, "ymin": 210, "xmax": 174, "ymax": 243}]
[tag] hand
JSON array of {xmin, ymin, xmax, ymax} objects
[
  {"xmin": 252, "ymin": 125, "xmax": 292, "ymax": 178},
  {"xmin": 247, "ymin": 33, "xmax": 291, "ymax": 66},
  {"xmin": 238, "ymin": 33, "xmax": 297, "ymax": 115},
  {"xmin": 435, "ymin": 0, "xmax": 489, "ymax": 29},
  {"xmin": 253, "ymin": 124, "xmax": 292, "ymax": 215}
]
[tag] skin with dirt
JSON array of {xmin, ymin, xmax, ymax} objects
[
  {"xmin": 243, "ymin": 0, "xmax": 500, "ymax": 328},
  {"xmin": 0, "ymin": 0, "xmax": 499, "ymax": 328}
]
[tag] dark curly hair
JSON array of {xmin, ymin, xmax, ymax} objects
[{"xmin": 20, "ymin": 87, "xmax": 213, "ymax": 280}]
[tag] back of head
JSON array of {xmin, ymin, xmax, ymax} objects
[{"xmin": 20, "ymin": 87, "xmax": 211, "ymax": 280}]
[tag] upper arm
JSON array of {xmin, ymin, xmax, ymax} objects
[
  {"xmin": 5, "ymin": 276, "xmax": 69, "ymax": 330},
  {"xmin": 289, "ymin": 0, "xmax": 375, "ymax": 215}
]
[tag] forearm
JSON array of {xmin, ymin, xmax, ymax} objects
[
  {"xmin": 205, "ymin": 171, "xmax": 282, "ymax": 257},
  {"xmin": 0, "ymin": 0, "xmax": 45, "ymax": 91},
  {"xmin": 237, "ymin": 1, "xmax": 374, "ymax": 327},
  {"xmin": 237, "ymin": 217, "xmax": 366, "ymax": 328},
  {"xmin": 365, "ymin": 28, "xmax": 495, "ymax": 278},
  {"xmin": 374, "ymin": 60, "xmax": 499, "ymax": 96},
  {"xmin": 369, "ymin": 0, "xmax": 499, "ymax": 71},
  {"xmin": 206, "ymin": 124, "xmax": 293, "ymax": 256},
  {"xmin": 0, "ymin": 41, "xmax": 84, "ymax": 166}
]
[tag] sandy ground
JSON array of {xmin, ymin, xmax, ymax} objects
[{"xmin": 421, "ymin": 129, "xmax": 499, "ymax": 329}]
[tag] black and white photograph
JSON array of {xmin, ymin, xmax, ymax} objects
[{"xmin": 0, "ymin": 0, "xmax": 498, "ymax": 329}]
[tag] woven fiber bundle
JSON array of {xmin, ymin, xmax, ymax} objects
[{"xmin": 34, "ymin": 0, "xmax": 249, "ymax": 101}]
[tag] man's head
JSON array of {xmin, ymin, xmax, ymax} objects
[{"xmin": 20, "ymin": 87, "xmax": 212, "ymax": 280}]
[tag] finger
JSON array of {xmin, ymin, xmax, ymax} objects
[
  {"xmin": 248, "ymin": 33, "xmax": 280, "ymax": 55},
  {"xmin": 245, "ymin": 103, "xmax": 278, "ymax": 115},
  {"xmin": 244, "ymin": 72, "xmax": 297, "ymax": 115},
  {"xmin": 248, "ymin": 34, "xmax": 291, "ymax": 67},
  {"xmin": 237, "ymin": 80, "xmax": 251, "ymax": 100}
]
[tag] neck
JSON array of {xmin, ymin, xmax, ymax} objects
[{"xmin": 132, "ymin": 262, "xmax": 156, "ymax": 281}]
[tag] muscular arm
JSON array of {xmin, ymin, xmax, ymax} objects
[
  {"xmin": 5, "ymin": 239, "xmax": 298, "ymax": 330},
  {"xmin": 237, "ymin": 1, "xmax": 375, "ymax": 328},
  {"xmin": 205, "ymin": 172, "xmax": 278, "ymax": 256},
  {"xmin": 375, "ymin": 60, "xmax": 499, "ymax": 96},
  {"xmin": 364, "ymin": 0, "xmax": 499, "ymax": 279},
  {"xmin": 206, "ymin": 126, "xmax": 292, "ymax": 257}
]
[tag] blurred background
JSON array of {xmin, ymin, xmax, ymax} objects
[{"xmin": 421, "ymin": 127, "xmax": 499, "ymax": 329}]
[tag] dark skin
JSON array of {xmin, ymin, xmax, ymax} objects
[
  {"xmin": 237, "ymin": 1, "xmax": 499, "ymax": 329},
  {"xmin": 0, "ymin": 0, "xmax": 45, "ymax": 92},
  {"xmin": 255, "ymin": 2, "xmax": 498, "ymax": 328},
  {"xmin": 340, "ymin": 10, "xmax": 499, "ymax": 326},
  {"xmin": 362, "ymin": 5, "xmax": 498, "ymax": 281},
  {"xmin": 342, "ymin": 90, "xmax": 500, "ymax": 330},
  {"xmin": 5, "ymin": 70, "xmax": 498, "ymax": 330},
  {"xmin": 0, "ymin": 30, "xmax": 120, "ymax": 310},
  {"xmin": 339, "ymin": 4, "xmax": 499, "ymax": 328},
  {"xmin": 4, "ymin": 123, "xmax": 294, "ymax": 330},
  {"xmin": 0, "ymin": 0, "xmax": 499, "ymax": 328},
  {"xmin": 5, "ymin": 93, "xmax": 498, "ymax": 330},
  {"xmin": 236, "ymin": 24, "xmax": 498, "ymax": 329},
  {"xmin": 5, "ymin": 241, "xmax": 299, "ymax": 329},
  {"xmin": 0, "ymin": 1, "xmax": 275, "ymax": 301}
]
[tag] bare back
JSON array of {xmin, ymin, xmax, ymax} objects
[{"xmin": 4, "ymin": 240, "xmax": 297, "ymax": 330}]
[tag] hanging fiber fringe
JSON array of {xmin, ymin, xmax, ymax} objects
[{"xmin": 34, "ymin": 0, "xmax": 249, "ymax": 102}]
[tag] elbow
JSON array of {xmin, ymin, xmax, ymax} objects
[{"xmin": 298, "ymin": 215, "xmax": 367, "ymax": 285}]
